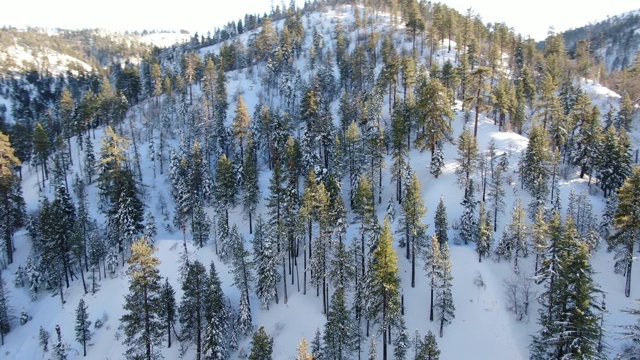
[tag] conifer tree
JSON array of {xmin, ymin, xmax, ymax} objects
[
  {"xmin": 352, "ymin": 176, "xmax": 376, "ymax": 276},
  {"xmin": 370, "ymin": 217, "xmax": 401, "ymax": 360},
  {"xmin": 52, "ymin": 324, "xmax": 69, "ymax": 360},
  {"xmin": 191, "ymin": 202, "xmax": 211, "ymax": 248},
  {"xmin": 454, "ymin": 128, "xmax": 478, "ymax": 193},
  {"xmin": 144, "ymin": 211, "xmax": 157, "ymax": 246},
  {"xmin": 610, "ymin": 166, "xmax": 640, "ymax": 297},
  {"xmin": 531, "ymin": 216, "xmax": 605, "ymax": 359},
  {"xmin": 430, "ymin": 142, "xmax": 445, "ymax": 179},
  {"xmin": 203, "ymin": 261, "xmax": 228, "ymax": 360},
  {"xmin": 487, "ymin": 152, "xmax": 508, "ymax": 232},
  {"xmin": 399, "ymin": 172, "xmax": 428, "ymax": 287},
  {"xmin": 0, "ymin": 131, "xmax": 21, "ymax": 264},
  {"xmin": 496, "ymin": 200, "xmax": 529, "ymax": 273},
  {"xmin": 434, "ymin": 197, "xmax": 448, "ymax": 245},
  {"xmin": 213, "ymin": 153, "xmax": 237, "ymax": 236},
  {"xmin": 415, "ymin": 78, "xmax": 453, "ymax": 155},
  {"xmin": 242, "ymin": 135, "xmax": 260, "ymax": 233},
  {"xmin": 519, "ymin": 125, "xmax": 550, "ymax": 203},
  {"xmin": 458, "ymin": 180, "xmax": 477, "ymax": 245},
  {"xmin": 74, "ymin": 298, "xmax": 92, "ymax": 356},
  {"xmin": 0, "ymin": 271, "xmax": 10, "ymax": 345},
  {"xmin": 231, "ymin": 224, "xmax": 254, "ymax": 311},
  {"xmin": 179, "ymin": 260, "xmax": 208, "ymax": 360},
  {"xmin": 120, "ymin": 238, "xmax": 164, "ymax": 360},
  {"xmin": 297, "ymin": 337, "xmax": 313, "ymax": 360},
  {"xmin": 436, "ymin": 241, "xmax": 454, "ymax": 337},
  {"xmin": 476, "ymin": 202, "xmax": 492, "ymax": 262},
  {"xmin": 39, "ymin": 325, "xmax": 50, "ymax": 352},
  {"xmin": 323, "ymin": 287, "xmax": 356, "ymax": 359},
  {"xmin": 249, "ymin": 325, "xmax": 274, "ymax": 360},
  {"xmin": 254, "ymin": 215, "xmax": 279, "ymax": 309},
  {"xmin": 159, "ymin": 278, "xmax": 176, "ymax": 348},
  {"xmin": 392, "ymin": 316, "xmax": 410, "ymax": 360},
  {"xmin": 416, "ymin": 330, "xmax": 440, "ymax": 360},
  {"xmin": 232, "ymin": 95, "xmax": 252, "ymax": 160}
]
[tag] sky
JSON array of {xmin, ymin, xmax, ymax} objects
[{"xmin": 1, "ymin": 0, "xmax": 639, "ymax": 40}]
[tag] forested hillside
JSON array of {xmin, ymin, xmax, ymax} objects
[{"xmin": 0, "ymin": 1, "xmax": 639, "ymax": 359}]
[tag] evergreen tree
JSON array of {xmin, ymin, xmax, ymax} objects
[
  {"xmin": 120, "ymin": 238, "xmax": 164, "ymax": 360},
  {"xmin": 415, "ymin": 78, "xmax": 453, "ymax": 155},
  {"xmin": 496, "ymin": 200, "xmax": 529, "ymax": 273},
  {"xmin": 249, "ymin": 325, "xmax": 274, "ymax": 360},
  {"xmin": 202, "ymin": 261, "xmax": 228, "ymax": 360},
  {"xmin": 434, "ymin": 197, "xmax": 449, "ymax": 245},
  {"xmin": 370, "ymin": 217, "xmax": 401, "ymax": 360},
  {"xmin": 430, "ymin": 142, "xmax": 445, "ymax": 179},
  {"xmin": 458, "ymin": 180, "xmax": 477, "ymax": 245},
  {"xmin": 399, "ymin": 172, "xmax": 428, "ymax": 287},
  {"xmin": 311, "ymin": 327, "xmax": 324, "ymax": 360},
  {"xmin": 435, "ymin": 241, "xmax": 454, "ymax": 337},
  {"xmin": 425, "ymin": 234, "xmax": 441, "ymax": 322},
  {"xmin": 159, "ymin": 278, "xmax": 176, "ymax": 349},
  {"xmin": 610, "ymin": 166, "xmax": 640, "ymax": 297},
  {"xmin": 39, "ymin": 325, "xmax": 50, "ymax": 352},
  {"xmin": 487, "ymin": 152, "xmax": 508, "ymax": 232},
  {"xmin": 179, "ymin": 260, "xmax": 209, "ymax": 360},
  {"xmin": 531, "ymin": 216, "xmax": 605, "ymax": 359},
  {"xmin": 323, "ymin": 288, "xmax": 356, "ymax": 359},
  {"xmin": 144, "ymin": 211, "xmax": 157, "ymax": 246},
  {"xmin": 519, "ymin": 125, "xmax": 550, "ymax": 203},
  {"xmin": 74, "ymin": 298, "xmax": 92, "ymax": 356},
  {"xmin": 416, "ymin": 330, "xmax": 440, "ymax": 360},
  {"xmin": 297, "ymin": 337, "xmax": 313, "ymax": 360},
  {"xmin": 236, "ymin": 290, "xmax": 252, "ymax": 338},
  {"xmin": 476, "ymin": 202, "xmax": 492, "ymax": 262},
  {"xmin": 242, "ymin": 135, "xmax": 260, "ymax": 234},
  {"xmin": 191, "ymin": 202, "xmax": 211, "ymax": 248},
  {"xmin": 52, "ymin": 324, "xmax": 69, "ymax": 360},
  {"xmin": 0, "ymin": 131, "xmax": 21, "ymax": 264},
  {"xmin": 454, "ymin": 128, "xmax": 478, "ymax": 192},
  {"xmin": 254, "ymin": 215, "xmax": 279, "ymax": 309},
  {"xmin": 214, "ymin": 154, "xmax": 237, "ymax": 258},
  {"xmin": 230, "ymin": 224, "xmax": 254, "ymax": 313},
  {"xmin": 0, "ymin": 271, "xmax": 10, "ymax": 345},
  {"xmin": 392, "ymin": 316, "xmax": 410, "ymax": 360}
]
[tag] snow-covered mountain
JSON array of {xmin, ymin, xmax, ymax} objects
[{"xmin": 0, "ymin": 2, "xmax": 639, "ymax": 360}]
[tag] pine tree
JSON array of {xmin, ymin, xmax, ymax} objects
[
  {"xmin": 416, "ymin": 330, "xmax": 440, "ymax": 360},
  {"xmin": 454, "ymin": 128, "xmax": 478, "ymax": 192},
  {"xmin": 254, "ymin": 215, "xmax": 279, "ymax": 309},
  {"xmin": 476, "ymin": 202, "xmax": 492, "ymax": 262},
  {"xmin": 236, "ymin": 290, "xmax": 252, "ymax": 338},
  {"xmin": 242, "ymin": 135, "xmax": 260, "ymax": 234},
  {"xmin": 531, "ymin": 216, "xmax": 605, "ymax": 359},
  {"xmin": 458, "ymin": 180, "xmax": 477, "ymax": 245},
  {"xmin": 430, "ymin": 142, "xmax": 445, "ymax": 178},
  {"xmin": 323, "ymin": 288, "xmax": 356, "ymax": 359},
  {"xmin": 144, "ymin": 211, "xmax": 157, "ymax": 246},
  {"xmin": 159, "ymin": 278, "xmax": 176, "ymax": 348},
  {"xmin": 434, "ymin": 197, "xmax": 448, "ymax": 245},
  {"xmin": 179, "ymin": 260, "xmax": 209, "ymax": 360},
  {"xmin": 74, "ymin": 298, "xmax": 92, "ymax": 356},
  {"xmin": 203, "ymin": 261, "xmax": 228, "ymax": 360},
  {"xmin": 500, "ymin": 200, "xmax": 529, "ymax": 273},
  {"xmin": 610, "ymin": 166, "xmax": 640, "ymax": 297},
  {"xmin": 0, "ymin": 271, "xmax": 10, "ymax": 345},
  {"xmin": 519, "ymin": 125, "xmax": 550, "ymax": 202},
  {"xmin": 487, "ymin": 152, "xmax": 508, "ymax": 232},
  {"xmin": 415, "ymin": 77, "xmax": 453, "ymax": 155},
  {"xmin": 399, "ymin": 172, "xmax": 428, "ymax": 287},
  {"xmin": 297, "ymin": 337, "xmax": 313, "ymax": 360},
  {"xmin": 230, "ymin": 224, "xmax": 254, "ymax": 314},
  {"xmin": 39, "ymin": 325, "xmax": 50, "ymax": 352},
  {"xmin": 52, "ymin": 324, "xmax": 69, "ymax": 360},
  {"xmin": 120, "ymin": 238, "xmax": 164, "ymax": 360},
  {"xmin": 249, "ymin": 325, "xmax": 274, "ymax": 360},
  {"xmin": 311, "ymin": 327, "xmax": 324, "ymax": 360},
  {"xmin": 392, "ymin": 316, "xmax": 410, "ymax": 360},
  {"xmin": 425, "ymin": 234, "xmax": 441, "ymax": 322},
  {"xmin": 0, "ymin": 130, "xmax": 21, "ymax": 264},
  {"xmin": 435, "ymin": 241, "xmax": 454, "ymax": 337},
  {"xmin": 370, "ymin": 217, "xmax": 401, "ymax": 360},
  {"xmin": 232, "ymin": 95, "xmax": 252, "ymax": 160},
  {"xmin": 191, "ymin": 202, "xmax": 211, "ymax": 248}
]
